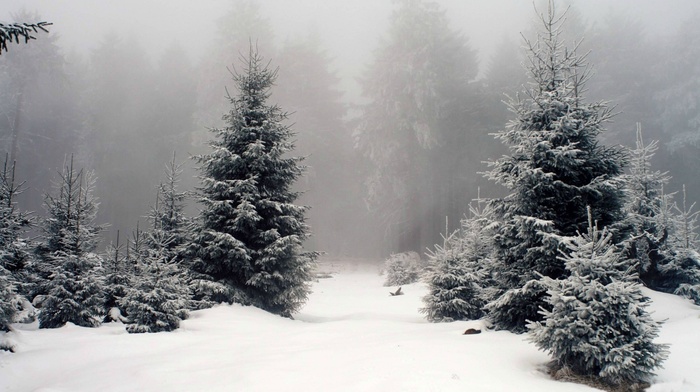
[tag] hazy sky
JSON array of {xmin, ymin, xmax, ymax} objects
[{"xmin": 2, "ymin": 0, "xmax": 698, "ymax": 98}]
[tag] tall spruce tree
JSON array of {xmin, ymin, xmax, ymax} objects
[
  {"xmin": 484, "ymin": 2, "xmax": 626, "ymax": 332},
  {"xmin": 36, "ymin": 157, "xmax": 105, "ymax": 328},
  {"xmin": 189, "ymin": 45, "xmax": 317, "ymax": 318},
  {"xmin": 528, "ymin": 209, "xmax": 668, "ymax": 388}
]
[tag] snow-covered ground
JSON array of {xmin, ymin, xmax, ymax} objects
[{"xmin": 1, "ymin": 261, "xmax": 698, "ymax": 392}]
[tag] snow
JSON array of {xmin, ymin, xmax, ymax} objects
[{"xmin": 1, "ymin": 262, "xmax": 699, "ymax": 392}]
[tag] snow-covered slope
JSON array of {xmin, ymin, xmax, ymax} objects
[{"xmin": 1, "ymin": 264, "xmax": 698, "ymax": 391}]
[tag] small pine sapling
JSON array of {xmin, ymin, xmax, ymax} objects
[
  {"xmin": 621, "ymin": 127, "xmax": 700, "ymax": 303},
  {"xmin": 102, "ymin": 231, "xmax": 129, "ymax": 322},
  {"xmin": 0, "ymin": 266, "xmax": 15, "ymax": 351},
  {"xmin": 121, "ymin": 232, "xmax": 189, "ymax": 333},
  {"xmin": 669, "ymin": 185, "xmax": 700, "ymax": 304},
  {"xmin": 125, "ymin": 222, "xmax": 147, "ymax": 271},
  {"xmin": 0, "ymin": 156, "xmax": 34, "ymax": 331},
  {"xmin": 38, "ymin": 252, "xmax": 104, "ymax": 328},
  {"xmin": 528, "ymin": 208, "xmax": 669, "ymax": 389},
  {"xmin": 0, "ymin": 264, "xmax": 15, "ymax": 333},
  {"xmin": 421, "ymin": 201, "xmax": 494, "ymax": 322},
  {"xmin": 420, "ymin": 232, "xmax": 483, "ymax": 322},
  {"xmin": 621, "ymin": 125, "xmax": 682, "ymax": 290},
  {"xmin": 148, "ymin": 152, "xmax": 190, "ymax": 263},
  {"xmin": 37, "ymin": 159, "xmax": 105, "ymax": 329},
  {"xmin": 0, "ymin": 156, "xmax": 33, "ymax": 283}
]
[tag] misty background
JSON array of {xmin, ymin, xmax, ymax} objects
[{"xmin": 2, "ymin": 0, "xmax": 699, "ymax": 258}]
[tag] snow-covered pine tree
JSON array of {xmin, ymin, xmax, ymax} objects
[
  {"xmin": 528, "ymin": 208, "xmax": 668, "ymax": 389},
  {"xmin": 673, "ymin": 186, "xmax": 700, "ymax": 253},
  {"xmin": 669, "ymin": 186, "xmax": 700, "ymax": 304},
  {"xmin": 146, "ymin": 154, "xmax": 195, "ymax": 310},
  {"xmin": 0, "ymin": 157, "xmax": 33, "ymax": 284},
  {"xmin": 483, "ymin": 2, "xmax": 626, "ymax": 332},
  {"xmin": 421, "ymin": 200, "xmax": 494, "ymax": 322},
  {"xmin": 0, "ymin": 157, "xmax": 34, "ymax": 331},
  {"xmin": 34, "ymin": 158, "xmax": 103, "ymax": 271},
  {"xmin": 620, "ymin": 126, "xmax": 700, "ymax": 302},
  {"xmin": 189, "ymin": 45, "xmax": 317, "ymax": 318},
  {"xmin": 121, "ymin": 230, "xmax": 188, "ymax": 333},
  {"xmin": 126, "ymin": 222, "xmax": 147, "ymax": 271},
  {"xmin": 621, "ymin": 124, "xmax": 674, "ymax": 288},
  {"xmin": 0, "ymin": 263, "xmax": 14, "ymax": 333},
  {"xmin": 148, "ymin": 152, "xmax": 190, "ymax": 263},
  {"xmin": 38, "ymin": 252, "xmax": 104, "ymax": 329},
  {"xmin": 0, "ymin": 263, "xmax": 16, "ymax": 351},
  {"xmin": 37, "ymin": 157, "xmax": 105, "ymax": 329},
  {"xmin": 102, "ymin": 231, "xmax": 129, "ymax": 322}
]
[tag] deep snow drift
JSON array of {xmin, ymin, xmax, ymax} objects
[{"xmin": 1, "ymin": 261, "xmax": 698, "ymax": 391}]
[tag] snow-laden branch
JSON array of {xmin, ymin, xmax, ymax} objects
[{"xmin": 0, "ymin": 21, "xmax": 52, "ymax": 54}]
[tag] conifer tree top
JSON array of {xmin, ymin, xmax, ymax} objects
[{"xmin": 485, "ymin": 0, "xmax": 624, "ymax": 232}]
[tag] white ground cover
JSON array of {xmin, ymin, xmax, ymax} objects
[{"xmin": 1, "ymin": 261, "xmax": 698, "ymax": 391}]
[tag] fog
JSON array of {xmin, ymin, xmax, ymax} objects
[
  {"xmin": 3, "ymin": 1, "xmax": 691, "ymax": 89},
  {"xmin": 2, "ymin": 0, "xmax": 700, "ymax": 258}
]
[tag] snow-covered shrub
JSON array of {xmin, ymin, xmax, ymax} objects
[
  {"xmin": 528, "ymin": 212, "xmax": 668, "ymax": 388},
  {"xmin": 383, "ymin": 251, "xmax": 422, "ymax": 286}
]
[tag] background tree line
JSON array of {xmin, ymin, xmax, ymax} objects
[{"xmin": 1, "ymin": 1, "xmax": 700, "ymax": 259}]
